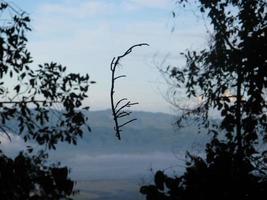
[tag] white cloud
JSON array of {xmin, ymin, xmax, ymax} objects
[
  {"xmin": 28, "ymin": 0, "xmax": 206, "ymax": 113},
  {"xmin": 38, "ymin": 0, "xmax": 172, "ymax": 19},
  {"xmin": 39, "ymin": 0, "xmax": 115, "ymax": 19},
  {"xmin": 122, "ymin": 0, "xmax": 172, "ymax": 11},
  {"xmin": 132, "ymin": 0, "xmax": 171, "ymax": 8}
]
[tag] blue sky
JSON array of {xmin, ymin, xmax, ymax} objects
[{"xmin": 11, "ymin": 0, "xmax": 207, "ymax": 113}]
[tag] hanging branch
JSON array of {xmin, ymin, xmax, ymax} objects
[{"xmin": 110, "ymin": 43, "xmax": 149, "ymax": 140}]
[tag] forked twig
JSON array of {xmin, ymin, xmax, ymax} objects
[{"xmin": 110, "ymin": 43, "xmax": 149, "ymax": 140}]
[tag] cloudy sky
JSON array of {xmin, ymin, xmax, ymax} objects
[{"xmin": 11, "ymin": 0, "xmax": 207, "ymax": 113}]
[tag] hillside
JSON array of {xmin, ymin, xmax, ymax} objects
[
  {"xmin": 53, "ymin": 110, "xmax": 209, "ymax": 154},
  {"xmin": 1, "ymin": 110, "xmax": 210, "ymax": 181}
]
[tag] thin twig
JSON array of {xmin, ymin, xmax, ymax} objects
[
  {"xmin": 115, "ymin": 98, "xmax": 127, "ymax": 109},
  {"xmin": 0, "ymin": 126, "xmax": 11, "ymax": 141},
  {"xmin": 119, "ymin": 118, "xmax": 137, "ymax": 129}
]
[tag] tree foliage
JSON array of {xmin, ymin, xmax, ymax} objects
[
  {"xmin": 0, "ymin": 2, "xmax": 92, "ymax": 199},
  {"xmin": 141, "ymin": 0, "xmax": 267, "ymax": 199},
  {"xmin": 0, "ymin": 151, "xmax": 75, "ymax": 200}
]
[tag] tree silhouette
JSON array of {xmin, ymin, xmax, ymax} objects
[
  {"xmin": 0, "ymin": 2, "xmax": 92, "ymax": 199},
  {"xmin": 141, "ymin": 0, "xmax": 267, "ymax": 199}
]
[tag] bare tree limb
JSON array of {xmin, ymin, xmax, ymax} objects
[
  {"xmin": 110, "ymin": 43, "xmax": 149, "ymax": 140},
  {"xmin": 115, "ymin": 98, "xmax": 127, "ymax": 109},
  {"xmin": 119, "ymin": 118, "xmax": 137, "ymax": 129}
]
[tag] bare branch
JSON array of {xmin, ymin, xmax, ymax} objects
[
  {"xmin": 0, "ymin": 126, "xmax": 11, "ymax": 141},
  {"xmin": 110, "ymin": 43, "xmax": 149, "ymax": 140},
  {"xmin": 117, "ymin": 111, "xmax": 132, "ymax": 118},
  {"xmin": 115, "ymin": 98, "xmax": 127, "ymax": 110},
  {"xmin": 119, "ymin": 118, "xmax": 137, "ymax": 129},
  {"xmin": 114, "ymin": 75, "xmax": 127, "ymax": 80},
  {"xmin": 115, "ymin": 101, "xmax": 131, "ymax": 115}
]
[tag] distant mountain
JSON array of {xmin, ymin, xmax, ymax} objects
[
  {"xmin": 1, "ymin": 109, "xmax": 211, "ymax": 155},
  {"xmin": 53, "ymin": 110, "xmax": 211, "ymax": 180},
  {"xmin": 54, "ymin": 109, "xmax": 210, "ymax": 155},
  {"xmin": 1, "ymin": 110, "xmax": 211, "ymax": 181}
]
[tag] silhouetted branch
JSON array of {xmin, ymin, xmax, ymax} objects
[
  {"xmin": 0, "ymin": 100, "xmax": 60, "ymax": 104},
  {"xmin": 110, "ymin": 43, "xmax": 149, "ymax": 140},
  {"xmin": 0, "ymin": 126, "xmax": 11, "ymax": 141},
  {"xmin": 117, "ymin": 111, "xmax": 131, "ymax": 118},
  {"xmin": 114, "ymin": 75, "xmax": 126, "ymax": 80},
  {"xmin": 115, "ymin": 101, "xmax": 138, "ymax": 115},
  {"xmin": 119, "ymin": 119, "xmax": 137, "ymax": 129},
  {"xmin": 115, "ymin": 98, "xmax": 127, "ymax": 109}
]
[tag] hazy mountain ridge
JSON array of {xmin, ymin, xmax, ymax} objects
[
  {"xmin": 0, "ymin": 110, "xmax": 211, "ymax": 193},
  {"xmin": 54, "ymin": 109, "xmax": 209, "ymax": 155},
  {"xmin": 1, "ymin": 109, "xmax": 210, "ymax": 155}
]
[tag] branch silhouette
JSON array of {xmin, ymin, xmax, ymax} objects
[{"xmin": 110, "ymin": 43, "xmax": 149, "ymax": 140}]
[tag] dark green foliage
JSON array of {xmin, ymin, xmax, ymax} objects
[
  {"xmin": 141, "ymin": 139, "xmax": 267, "ymax": 200},
  {"xmin": 0, "ymin": 150, "xmax": 75, "ymax": 200},
  {"xmin": 171, "ymin": 0, "xmax": 267, "ymax": 152},
  {"xmin": 0, "ymin": 2, "xmax": 92, "ymax": 199},
  {"xmin": 141, "ymin": 0, "xmax": 267, "ymax": 199},
  {"xmin": 0, "ymin": 3, "xmax": 91, "ymax": 149}
]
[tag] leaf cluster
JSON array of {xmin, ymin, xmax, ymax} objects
[
  {"xmin": 168, "ymin": 0, "xmax": 267, "ymax": 151},
  {"xmin": 0, "ymin": 150, "xmax": 75, "ymax": 200},
  {"xmin": 0, "ymin": 4, "xmax": 92, "ymax": 149},
  {"xmin": 141, "ymin": 0, "xmax": 267, "ymax": 199},
  {"xmin": 140, "ymin": 139, "xmax": 267, "ymax": 200},
  {"xmin": 0, "ymin": 3, "xmax": 92, "ymax": 199}
]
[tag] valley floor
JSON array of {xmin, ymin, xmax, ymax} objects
[{"xmin": 74, "ymin": 179, "xmax": 144, "ymax": 200}]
